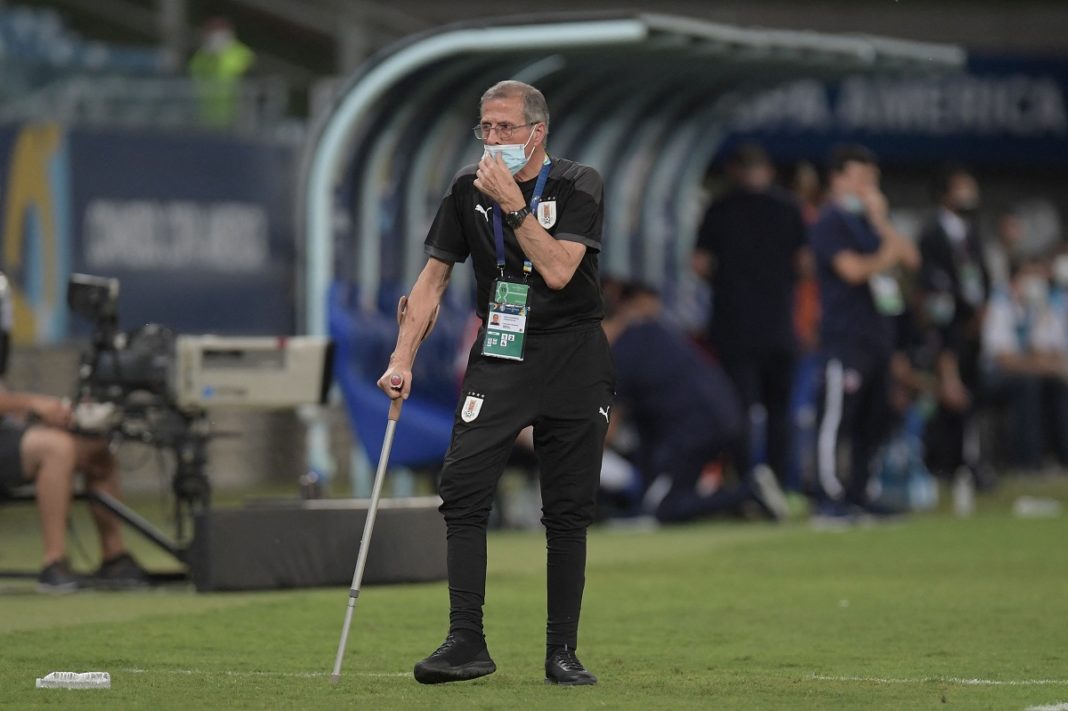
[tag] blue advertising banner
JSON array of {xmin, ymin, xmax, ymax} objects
[
  {"xmin": 718, "ymin": 54, "xmax": 1068, "ymax": 167},
  {"xmin": 69, "ymin": 129, "xmax": 296, "ymax": 336},
  {"xmin": 0, "ymin": 124, "xmax": 297, "ymax": 344}
]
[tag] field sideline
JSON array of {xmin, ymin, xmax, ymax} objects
[{"xmin": 1, "ymin": 477, "xmax": 1067, "ymax": 710}]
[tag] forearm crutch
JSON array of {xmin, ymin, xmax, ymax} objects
[{"xmin": 330, "ymin": 295, "xmax": 439, "ymax": 685}]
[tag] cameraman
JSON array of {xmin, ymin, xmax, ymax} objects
[{"xmin": 0, "ymin": 273, "xmax": 147, "ymax": 592}]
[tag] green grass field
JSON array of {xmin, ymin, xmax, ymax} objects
[{"xmin": 2, "ymin": 477, "xmax": 1067, "ymax": 710}]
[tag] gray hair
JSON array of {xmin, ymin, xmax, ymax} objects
[{"xmin": 480, "ymin": 80, "xmax": 550, "ymax": 133}]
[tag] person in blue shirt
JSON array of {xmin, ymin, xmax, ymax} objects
[
  {"xmin": 808, "ymin": 145, "xmax": 920, "ymax": 515},
  {"xmin": 601, "ymin": 279, "xmax": 788, "ymax": 523},
  {"xmin": 981, "ymin": 261, "xmax": 1068, "ymax": 469}
]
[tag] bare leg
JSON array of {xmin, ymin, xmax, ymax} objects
[
  {"xmin": 76, "ymin": 437, "xmax": 126, "ymax": 561},
  {"xmin": 20, "ymin": 428, "xmax": 77, "ymax": 566}
]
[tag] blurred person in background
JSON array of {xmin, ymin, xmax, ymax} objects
[
  {"xmin": 869, "ymin": 299, "xmax": 943, "ymax": 513},
  {"xmin": 600, "ymin": 278, "xmax": 788, "ymax": 524},
  {"xmin": 188, "ymin": 17, "xmax": 255, "ymax": 128},
  {"xmin": 917, "ymin": 165, "xmax": 993, "ymax": 488},
  {"xmin": 808, "ymin": 145, "xmax": 921, "ymax": 517},
  {"xmin": 692, "ymin": 143, "xmax": 808, "ymax": 490},
  {"xmin": 1051, "ymin": 247, "xmax": 1068, "ymax": 320},
  {"xmin": 783, "ymin": 161, "xmax": 825, "ymax": 495},
  {"xmin": 985, "ymin": 209, "xmax": 1026, "ymax": 291},
  {"xmin": 790, "ymin": 160, "xmax": 824, "ymax": 227},
  {"xmin": 0, "ymin": 272, "xmax": 147, "ymax": 593},
  {"xmin": 789, "ymin": 160, "xmax": 824, "ymax": 354},
  {"xmin": 981, "ymin": 261, "xmax": 1068, "ymax": 470}
]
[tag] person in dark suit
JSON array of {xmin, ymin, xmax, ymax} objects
[
  {"xmin": 917, "ymin": 165, "xmax": 992, "ymax": 486},
  {"xmin": 692, "ymin": 143, "xmax": 808, "ymax": 489}
]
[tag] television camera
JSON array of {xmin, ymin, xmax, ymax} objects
[{"xmin": 67, "ymin": 273, "xmax": 333, "ymax": 556}]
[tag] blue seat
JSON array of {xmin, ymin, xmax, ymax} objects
[{"xmin": 329, "ymin": 282, "xmax": 464, "ymax": 468}]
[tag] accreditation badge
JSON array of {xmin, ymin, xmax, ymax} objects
[
  {"xmin": 482, "ymin": 278, "xmax": 529, "ymax": 361},
  {"xmin": 959, "ymin": 262, "xmax": 985, "ymax": 308},
  {"xmin": 868, "ymin": 272, "xmax": 905, "ymax": 316}
]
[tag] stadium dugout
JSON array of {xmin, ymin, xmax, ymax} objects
[{"xmin": 297, "ymin": 13, "xmax": 965, "ymax": 486}]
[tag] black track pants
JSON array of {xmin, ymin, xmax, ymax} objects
[{"xmin": 438, "ymin": 324, "xmax": 614, "ymax": 649}]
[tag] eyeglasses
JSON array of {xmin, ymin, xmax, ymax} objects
[{"xmin": 472, "ymin": 122, "xmax": 536, "ymax": 141}]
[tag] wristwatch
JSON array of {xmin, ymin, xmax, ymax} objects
[{"xmin": 504, "ymin": 207, "xmax": 530, "ymax": 229}]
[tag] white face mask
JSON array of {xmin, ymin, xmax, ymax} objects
[
  {"xmin": 204, "ymin": 29, "xmax": 234, "ymax": 52},
  {"xmin": 839, "ymin": 193, "xmax": 865, "ymax": 214},
  {"xmin": 483, "ymin": 127, "xmax": 536, "ymax": 176},
  {"xmin": 925, "ymin": 292, "xmax": 956, "ymax": 326},
  {"xmin": 952, "ymin": 189, "xmax": 980, "ymax": 215},
  {"xmin": 1018, "ymin": 275, "xmax": 1049, "ymax": 308}
]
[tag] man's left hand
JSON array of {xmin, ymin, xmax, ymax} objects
[{"xmin": 473, "ymin": 154, "xmax": 524, "ymax": 212}]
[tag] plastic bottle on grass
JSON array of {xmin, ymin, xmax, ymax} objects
[{"xmin": 36, "ymin": 671, "xmax": 111, "ymax": 689}]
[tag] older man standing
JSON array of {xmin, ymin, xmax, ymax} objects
[{"xmin": 378, "ymin": 81, "xmax": 611, "ymax": 685}]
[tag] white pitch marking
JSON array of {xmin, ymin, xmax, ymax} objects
[
  {"xmin": 120, "ymin": 668, "xmax": 409, "ymax": 679},
  {"xmin": 808, "ymin": 674, "xmax": 1068, "ymax": 687},
  {"xmin": 1025, "ymin": 704, "xmax": 1068, "ymax": 711}
]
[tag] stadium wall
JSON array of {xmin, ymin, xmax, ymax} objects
[{"xmin": 0, "ymin": 124, "xmax": 298, "ymax": 346}]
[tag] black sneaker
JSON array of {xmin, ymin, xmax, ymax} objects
[
  {"xmin": 93, "ymin": 552, "xmax": 150, "ymax": 590},
  {"xmin": 809, "ymin": 499, "xmax": 862, "ymax": 529},
  {"xmin": 846, "ymin": 494, "xmax": 906, "ymax": 519},
  {"xmin": 545, "ymin": 647, "xmax": 597, "ymax": 686},
  {"xmin": 413, "ymin": 631, "xmax": 496, "ymax": 684},
  {"xmin": 37, "ymin": 559, "xmax": 80, "ymax": 594}
]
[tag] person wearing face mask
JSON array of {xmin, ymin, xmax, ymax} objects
[
  {"xmin": 188, "ymin": 17, "xmax": 255, "ymax": 128},
  {"xmin": 1051, "ymin": 252, "xmax": 1068, "ymax": 332},
  {"xmin": 986, "ymin": 210, "xmax": 1026, "ymax": 291},
  {"xmin": 807, "ymin": 145, "xmax": 921, "ymax": 518},
  {"xmin": 377, "ymin": 81, "xmax": 610, "ymax": 686},
  {"xmin": 982, "ymin": 262, "xmax": 1068, "ymax": 470},
  {"xmin": 916, "ymin": 165, "xmax": 992, "ymax": 487}
]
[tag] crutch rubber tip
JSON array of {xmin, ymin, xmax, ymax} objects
[{"xmin": 330, "ymin": 673, "xmax": 341, "ymax": 685}]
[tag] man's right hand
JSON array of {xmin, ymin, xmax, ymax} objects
[
  {"xmin": 862, "ymin": 187, "xmax": 890, "ymax": 227},
  {"xmin": 377, "ymin": 365, "xmax": 413, "ymax": 401}
]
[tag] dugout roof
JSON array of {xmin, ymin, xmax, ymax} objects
[{"xmin": 299, "ymin": 12, "xmax": 965, "ymax": 334}]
